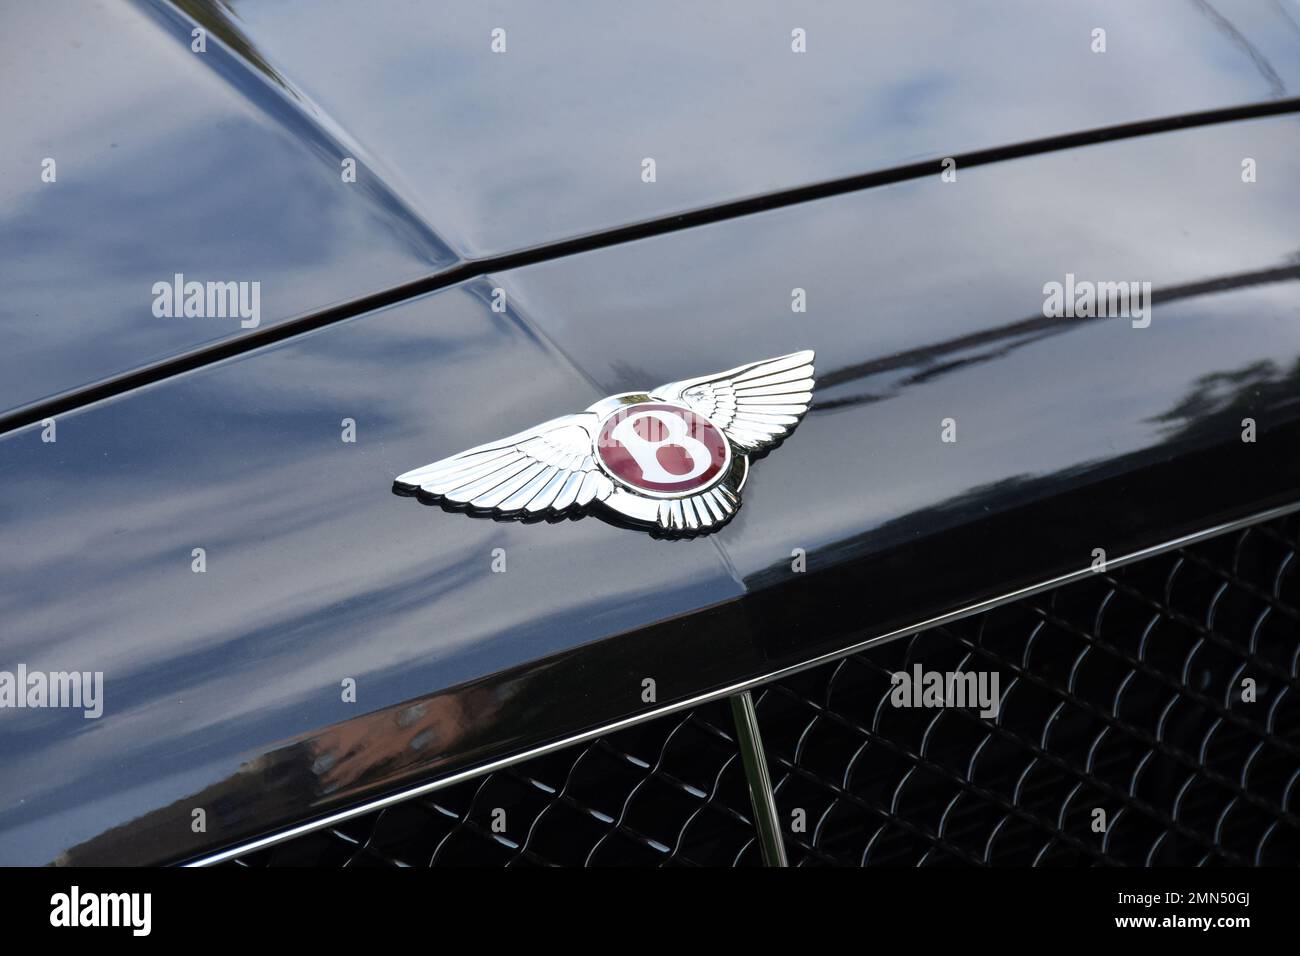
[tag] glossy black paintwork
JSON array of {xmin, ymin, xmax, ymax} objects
[
  {"xmin": 0, "ymin": 284, "xmax": 743, "ymax": 864},
  {"xmin": 0, "ymin": 0, "xmax": 454, "ymax": 420},
  {"xmin": 506, "ymin": 112, "xmax": 1300, "ymax": 584},
  {"xmin": 214, "ymin": 0, "xmax": 1300, "ymax": 258},
  {"xmin": 6, "ymin": 0, "xmax": 1300, "ymax": 421},
  {"xmin": 2, "ymin": 108, "xmax": 1299, "ymax": 863}
]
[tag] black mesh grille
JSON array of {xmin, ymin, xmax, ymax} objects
[
  {"xmin": 231, "ymin": 514, "xmax": 1300, "ymax": 866},
  {"xmin": 232, "ymin": 700, "xmax": 759, "ymax": 867}
]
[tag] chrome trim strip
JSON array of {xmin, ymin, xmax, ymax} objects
[
  {"xmin": 186, "ymin": 498, "xmax": 1300, "ymax": 866},
  {"xmin": 729, "ymin": 690, "xmax": 788, "ymax": 867}
]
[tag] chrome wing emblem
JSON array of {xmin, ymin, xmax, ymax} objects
[{"xmin": 394, "ymin": 350, "xmax": 815, "ymax": 537}]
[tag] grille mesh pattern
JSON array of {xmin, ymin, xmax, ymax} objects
[
  {"xmin": 233, "ymin": 700, "xmax": 758, "ymax": 867},
  {"xmin": 231, "ymin": 515, "xmax": 1299, "ymax": 866},
  {"xmin": 760, "ymin": 516, "xmax": 1300, "ymax": 866}
]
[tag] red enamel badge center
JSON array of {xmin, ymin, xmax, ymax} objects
[{"xmin": 596, "ymin": 403, "xmax": 729, "ymax": 495}]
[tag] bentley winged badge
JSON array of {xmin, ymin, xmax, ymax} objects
[{"xmin": 394, "ymin": 350, "xmax": 815, "ymax": 536}]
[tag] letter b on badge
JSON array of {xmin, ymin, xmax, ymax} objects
[
  {"xmin": 611, "ymin": 411, "xmax": 710, "ymax": 484},
  {"xmin": 596, "ymin": 403, "xmax": 729, "ymax": 494}
]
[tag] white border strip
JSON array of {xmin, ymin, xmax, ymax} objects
[{"xmin": 186, "ymin": 499, "xmax": 1300, "ymax": 866}]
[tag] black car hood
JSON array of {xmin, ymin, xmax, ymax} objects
[
  {"xmin": 4, "ymin": 0, "xmax": 1300, "ymax": 420},
  {"xmin": 1, "ymin": 0, "xmax": 1300, "ymax": 865}
]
